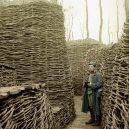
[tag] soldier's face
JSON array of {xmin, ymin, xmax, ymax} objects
[{"xmin": 89, "ymin": 65, "xmax": 95, "ymax": 72}]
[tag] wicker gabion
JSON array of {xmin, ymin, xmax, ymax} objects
[
  {"xmin": 101, "ymin": 18, "xmax": 129, "ymax": 129},
  {"xmin": 66, "ymin": 39, "xmax": 104, "ymax": 95},
  {"xmin": 99, "ymin": 44, "xmax": 123, "ymax": 129},
  {"xmin": 0, "ymin": 83, "xmax": 54, "ymax": 129},
  {"xmin": 0, "ymin": 1, "xmax": 75, "ymax": 129}
]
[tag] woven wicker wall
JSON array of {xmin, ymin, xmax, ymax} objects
[
  {"xmin": 0, "ymin": 1, "xmax": 75, "ymax": 129},
  {"xmin": 101, "ymin": 17, "xmax": 129, "ymax": 129},
  {"xmin": 0, "ymin": 84, "xmax": 54, "ymax": 129}
]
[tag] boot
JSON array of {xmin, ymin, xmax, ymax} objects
[
  {"xmin": 92, "ymin": 115, "xmax": 101, "ymax": 126},
  {"xmin": 85, "ymin": 115, "xmax": 95, "ymax": 124},
  {"xmin": 85, "ymin": 109, "xmax": 95, "ymax": 124},
  {"xmin": 91, "ymin": 120, "xmax": 101, "ymax": 126}
]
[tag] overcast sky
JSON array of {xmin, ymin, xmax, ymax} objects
[{"xmin": 61, "ymin": 0, "xmax": 126, "ymax": 44}]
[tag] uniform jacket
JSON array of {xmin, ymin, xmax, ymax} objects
[{"xmin": 82, "ymin": 71, "xmax": 103, "ymax": 114}]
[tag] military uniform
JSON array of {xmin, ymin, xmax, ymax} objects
[{"xmin": 82, "ymin": 71, "xmax": 103, "ymax": 125}]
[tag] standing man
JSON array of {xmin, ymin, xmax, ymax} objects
[{"xmin": 82, "ymin": 62, "xmax": 103, "ymax": 126}]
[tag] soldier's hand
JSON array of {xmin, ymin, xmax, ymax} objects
[{"xmin": 84, "ymin": 81, "xmax": 88, "ymax": 88}]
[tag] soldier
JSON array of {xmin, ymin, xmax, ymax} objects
[{"xmin": 82, "ymin": 62, "xmax": 103, "ymax": 126}]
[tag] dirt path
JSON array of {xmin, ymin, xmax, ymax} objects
[{"xmin": 65, "ymin": 96, "xmax": 100, "ymax": 129}]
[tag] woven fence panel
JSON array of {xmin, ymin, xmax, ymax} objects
[
  {"xmin": 101, "ymin": 18, "xmax": 129, "ymax": 129},
  {"xmin": 66, "ymin": 39, "xmax": 103, "ymax": 95},
  {"xmin": 0, "ymin": 1, "xmax": 75, "ymax": 128},
  {"xmin": 99, "ymin": 44, "xmax": 123, "ymax": 129},
  {"xmin": 0, "ymin": 84, "xmax": 54, "ymax": 129}
]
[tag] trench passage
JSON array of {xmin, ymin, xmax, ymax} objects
[{"xmin": 65, "ymin": 96, "xmax": 100, "ymax": 129}]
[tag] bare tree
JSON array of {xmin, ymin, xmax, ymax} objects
[
  {"xmin": 85, "ymin": 0, "xmax": 89, "ymax": 38},
  {"xmin": 116, "ymin": 0, "xmax": 119, "ymax": 41},
  {"xmin": 67, "ymin": 13, "xmax": 74, "ymax": 41},
  {"xmin": 79, "ymin": 19, "xmax": 85, "ymax": 39},
  {"xmin": 64, "ymin": 6, "xmax": 74, "ymax": 41},
  {"xmin": 108, "ymin": 17, "xmax": 110, "ymax": 43},
  {"xmin": 99, "ymin": 0, "xmax": 103, "ymax": 43}
]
